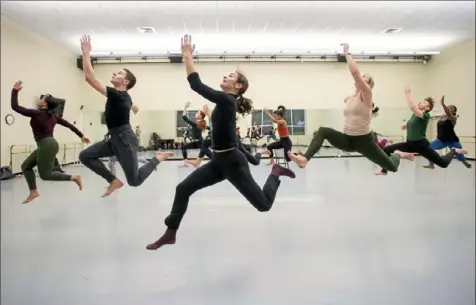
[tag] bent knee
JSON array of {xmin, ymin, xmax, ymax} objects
[{"xmin": 313, "ymin": 126, "xmax": 330, "ymax": 137}]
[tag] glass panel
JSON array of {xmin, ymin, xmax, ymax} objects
[
  {"xmin": 284, "ymin": 110, "xmax": 292, "ymax": 125},
  {"xmin": 251, "ymin": 110, "xmax": 262, "ymax": 126},
  {"xmin": 292, "ymin": 109, "xmax": 305, "ymax": 127},
  {"xmin": 291, "ymin": 126, "xmax": 305, "ymax": 135},
  {"xmin": 262, "ymin": 110, "xmax": 274, "ymax": 125}
]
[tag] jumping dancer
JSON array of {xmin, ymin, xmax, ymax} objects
[
  {"xmin": 186, "ymin": 105, "xmax": 268, "ymax": 168},
  {"xmin": 179, "ymin": 101, "xmax": 209, "ymax": 167},
  {"xmin": 375, "ymin": 88, "xmax": 468, "ymax": 175},
  {"xmin": 423, "ymin": 96, "xmax": 471, "ymax": 169},
  {"xmin": 11, "ymin": 81, "xmax": 89, "ymax": 203},
  {"xmin": 77, "ymin": 35, "xmax": 173, "ymax": 197},
  {"xmin": 108, "ymin": 102, "xmax": 150, "ymax": 175},
  {"xmin": 263, "ymin": 106, "xmax": 293, "ymax": 165},
  {"xmin": 288, "ymin": 43, "xmax": 414, "ymax": 170},
  {"xmin": 146, "ymin": 34, "xmax": 295, "ymax": 250}
]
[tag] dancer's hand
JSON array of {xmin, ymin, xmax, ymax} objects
[
  {"xmin": 202, "ymin": 104, "xmax": 210, "ymax": 115},
  {"xmin": 80, "ymin": 35, "xmax": 92, "ymax": 53},
  {"xmin": 341, "ymin": 43, "xmax": 350, "ymax": 53},
  {"xmin": 81, "ymin": 136, "xmax": 91, "ymax": 144},
  {"xmin": 404, "ymin": 85, "xmax": 411, "ymax": 95},
  {"xmin": 184, "ymin": 101, "xmax": 191, "ymax": 109},
  {"xmin": 181, "ymin": 34, "xmax": 195, "ymax": 57},
  {"xmin": 131, "ymin": 103, "xmax": 139, "ymax": 114},
  {"xmin": 440, "ymin": 95, "xmax": 445, "ymax": 105},
  {"xmin": 13, "ymin": 80, "xmax": 23, "ymax": 91}
]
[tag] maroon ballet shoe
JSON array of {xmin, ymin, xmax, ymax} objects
[
  {"xmin": 146, "ymin": 228, "xmax": 177, "ymax": 250},
  {"xmin": 271, "ymin": 164, "xmax": 296, "ymax": 179}
]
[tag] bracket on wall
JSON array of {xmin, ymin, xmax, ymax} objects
[{"xmin": 5, "ymin": 114, "xmax": 15, "ymax": 125}]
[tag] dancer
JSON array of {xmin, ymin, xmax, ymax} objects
[
  {"xmin": 263, "ymin": 106, "xmax": 293, "ymax": 165},
  {"xmin": 266, "ymin": 126, "xmax": 278, "ymax": 143},
  {"xmin": 11, "ymin": 81, "xmax": 89, "ymax": 203},
  {"xmin": 179, "ymin": 101, "xmax": 209, "ymax": 167},
  {"xmin": 423, "ymin": 96, "xmax": 471, "ymax": 169},
  {"xmin": 288, "ymin": 43, "xmax": 414, "ymax": 170},
  {"xmin": 146, "ymin": 34, "xmax": 295, "ymax": 250},
  {"xmin": 375, "ymin": 88, "xmax": 468, "ymax": 175},
  {"xmin": 187, "ymin": 105, "xmax": 268, "ymax": 168},
  {"xmin": 77, "ymin": 35, "xmax": 173, "ymax": 197},
  {"xmin": 251, "ymin": 122, "xmax": 262, "ymax": 140},
  {"xmin": 374, "ymin": 132, "xmax": 393, "ymax": 149}
]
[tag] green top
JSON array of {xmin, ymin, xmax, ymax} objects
[{"xmin": 406, "ymin": 112, "xmax": 430, "ymax": 141}]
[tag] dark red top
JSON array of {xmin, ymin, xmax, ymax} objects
[
  {"xmin": 11, "ymin": 89, "xmax": 83, "ymax": 141},
  {"xmin": 277, "ymin": 123, "xmax": 289, "ymax": 137}
]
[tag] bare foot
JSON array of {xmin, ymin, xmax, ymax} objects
[
  {"xmin": 287, "ymin": 151, "xmax": 308, "ymax": 168},
  {"xmin": 23, "ymin": 190, "xmax": 40, "ymax": 204},
  {"xmin": 156, "ymin": 151, "xmax": 174, "ymax": 162},
  {"xmin": 422, "ymin": 165, "xmax": 435, "ymax": 170},
  {"xmin": 455, "ymin": 148, "xmax": 468, "ymax": 155},
  {"xmin": 394, "ymin": 150, "xmax": 415, "ymax": 161},
  {"xmin": 71, "ymin": 175, "xmax": 83, "ymax": 190},
  {"xmin": 185, "ymin": 158, "xmax": 202, "ymax": 168},
  {"xmin": 258, "ymin": 149, "xmax": 271, "ymax": 155},
  {"xmin": 374, "ymin": 171, "xmax": 387, "ymax": 176},
  {"xmin": 267, "ymin": 158, "xmax": 275, "ymax": 165},
  {"xmin": 387, "ymin": 139, "xmax": 394, "ymax": 144},
  {"xmin": 102, "ymin": 179, "xmax": 124, "ymax": 197},
  {"xmin": 146, "ymin": 229, "xmax": 177, "ymax": 250}
]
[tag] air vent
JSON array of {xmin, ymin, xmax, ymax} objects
[
  {"xmin": 137, "ymin": 27, "xmax": 155, "ymax": 34},
  {"xmin": 382, "ymin": 28, "xmax": 402, "ymax": 34}
]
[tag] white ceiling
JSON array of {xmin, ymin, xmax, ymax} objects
[{"xmin": 1, "ymin": 1, "xmax": 475, "ymax": 55}]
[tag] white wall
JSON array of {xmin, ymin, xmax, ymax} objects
[
  {"xmin": 426, "ymin": 39, "xmax": 475, "ymax": 158},
  {"xmin": 0, "ymin": 15, "xmax": 95, "ymax": 168}
]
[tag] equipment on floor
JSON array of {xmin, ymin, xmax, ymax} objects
[{"xmin": 0, "ymin": 166, "xmax": 14, "ymax": 180}]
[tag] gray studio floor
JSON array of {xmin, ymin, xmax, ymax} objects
[{"xmin": 1, "ymin": 152, "xmax": 475, "ymax": 305}]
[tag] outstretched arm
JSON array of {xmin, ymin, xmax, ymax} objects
[
  {"xmin": 264, "ymin": 109, "xmax": 286, "ymax": 125},
  {"xmin": 56, "ymin": 116, "xmax": 84, "ymax": 138},
  {"xmin": 80, "ymin": 35, "xmax": 107, "ymax": 96},
  {"xmin": 181, "ymin": 35, "xmax": 227, "ymax": 104},
  {"xmin": 342, "ymin": 43, "xmax": 372, "ymax": 106},
  {"xmin": 404, "ymin": 86, "xmax": 425, "ymax": 118},
  {"xmin": 11, "ymin": 81, "xmax": 40, "ymax": 117},
  {"xmin": 439, "ymin": 95, "xmax": 457, "ymax": 124}
]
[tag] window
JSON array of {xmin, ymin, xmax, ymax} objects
[
  {"xmin": 176, "ymin": 110, "xmax": 198, "ymax": 138},
  {"xmin": 251, "ymin": 109, "xmax": 306, "ymax": 136}
]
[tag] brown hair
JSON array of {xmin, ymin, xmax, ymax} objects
[
  {"xmin": 124, "ymin": 68, "xmax": 137, "ymax": 90},
  {"xmin": 424, "ymin": 97, "xmax": 435, "ymax": 112},
  {"xmin": 235, "ymin": 71, "xmax": 253, "ymax": 117},
  {"xmin": 196, "ymin": 119, "xmax": 207, "ymax": 130}
]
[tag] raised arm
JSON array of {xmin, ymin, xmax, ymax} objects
[
  {"xmin": 181, "ymin": 102, "xmax": 197, "ymax": 127},
  {"xmin": 80, "ymin": 35, "xmax": 107, "ymax": 96},
  {"xmin": 342, "ymin": 43, "xmax": 372, "ymax": 106},
  {"xmin": 439, "ymin": 95, "xmax": 457, "ymax": 123},
  {"xmin": 181, "ymin": 35, "xmax": 226, "ymax": 104},
  {"xmin": 264, "ymin": 109, "xmax": 286, "ymax": 125},
  {"xmin": 11, "ymin": 81, "xmax": 41, "ymax": 117},
  {"xmin": 404, "ymin": 86, "xmax": 425, "ymax": 118}
]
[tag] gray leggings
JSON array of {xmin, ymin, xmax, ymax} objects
[{"xmin": 79, "ymin": 125, "xmax": 159, "ymax": 186}]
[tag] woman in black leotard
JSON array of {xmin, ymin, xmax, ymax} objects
[{"xmin": 146, "ymin": 35, "xmax": 295, "ymax": 250}]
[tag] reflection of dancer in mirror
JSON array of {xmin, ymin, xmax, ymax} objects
[
  {"xmin": 423, "ymin": 96, "xmax": 471, "ymax": 169},
  {"xmin": 146, "ymin": 35, "xmax": 295, "ymax": 251},
  {"xmin": 77, "ymin": 35, "xmax": 173, "ymax": 197},
  {"xmin": 263, "ymin": 106, "xmax": 293, "ymax": 165},
  {"xmin": 179, "ymin": 101, "xmax": 210, "ymax": 167},
  {"xmin": 11, "ymin": 81, "xmax": 90, "ymax": 203},
  {"xmin": 289, "ymin": 43, "xmax": 414, "ymax": 169},
  {"xmin": 375, "ymin": 91, "xmax": 468, "ymax": 175}
]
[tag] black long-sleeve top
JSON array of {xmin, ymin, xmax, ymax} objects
[
  {"xmin": 187, "ymin": 72, "xmax": 237, "ymax": 150},
  {"xmin": 182, "ymin": 115, "xmax": 210, "ymax": 140},
  {"xmin": 11, "ymin": 89, "xmax": 83, "ymax": 141}
]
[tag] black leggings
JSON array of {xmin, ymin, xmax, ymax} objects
[
  {"xmin": 182, "ymin": 139, "xmax": 202, "ymax": 159},
  {"xmin": 165, "ymin": 149, "xmax": 281, "ymax": 229},
  {"xmin": 381, "ymin": 138, "xmax": 456, "ymax": 173},
  {"xmin": 238, "ymin": 141, "xmax": 262, "ymax": 165},
  {"xmin": 267, "ymin": 136, "xmax": 292, "ymax": 162},
  {"xmin": 197, "ymin": 138, "xmax": 213, "ymax": 159}
]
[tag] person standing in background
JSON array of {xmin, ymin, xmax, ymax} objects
[{"xmin": 135, "ymin": 125, "xmax": 142, "ymax": 147}]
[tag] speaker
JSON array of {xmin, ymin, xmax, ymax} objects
[
  {"xmin": 168, "ymin": 54, "xmax": 183, "ymax": 64},
  {"xmin": 337, "ymin": 53, "xmax": 347, "ymax": 63},
  {"xmin": 77, "ymin": 56, "xmax": 95, "ymax": 70}
]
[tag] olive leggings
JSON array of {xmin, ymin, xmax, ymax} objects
[
  {"xmin": 21, "ymin": 137, "xmax": 71, "ymax": 190},
  {"xmin": 303, "ymin": 127, "xmax": 401, "ymax": 172}
]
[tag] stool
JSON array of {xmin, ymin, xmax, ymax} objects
[{"xmin": 273, "ymin": 149, "xmax": 289, "ymax": 168}]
